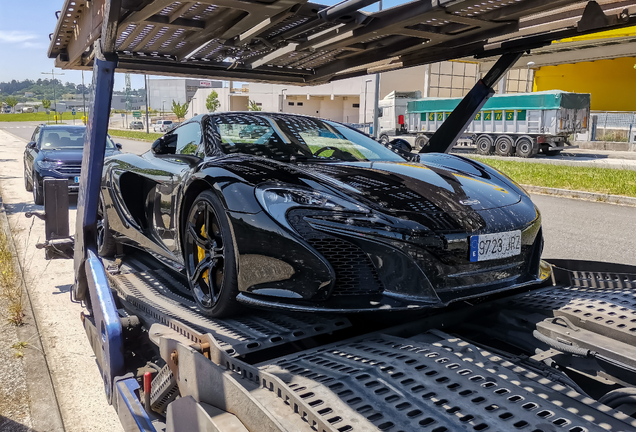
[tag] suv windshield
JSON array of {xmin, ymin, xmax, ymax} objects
[
  {"xmin": 213, "ymin": 114, "xmax": 404, "ymax": 162},
  {"xmin": 40, "ymin": 126, "xmax": 115, "ymax": 149}
]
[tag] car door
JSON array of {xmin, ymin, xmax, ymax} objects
[
  {"xmin": 24, "ymin": 126, "xmax": 40, "ymax": 178},
  {"xmin": 149, "ymin": 121, "xmax": 203, "ymax": 256}
]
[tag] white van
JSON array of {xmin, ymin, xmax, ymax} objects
[{"xmin": 153, "ymin": 120, "xmax": 173, "ymax": 133}]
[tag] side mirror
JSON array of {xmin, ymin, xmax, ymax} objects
[
  {"xmin": 389, "ymin": 138, "xmax": 413, "ymax": 153},
  {"xmin": 27, "ymin": 141, "xmax": 37, "ymax": 149},
  {"xmin": 151, "ymin": 134, "xmax": 177, "ymax": 155},
  {"xmin": 115, "ymin": 143, "xmax": 122, "ymax": 150}
]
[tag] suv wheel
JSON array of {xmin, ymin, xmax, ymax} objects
[{"xmin": 33, "ymin": 172, "xmax": 43, "ymax": 205}]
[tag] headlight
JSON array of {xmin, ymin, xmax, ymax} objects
[
  {"xmin": 37, "ymin": 160, "xmax": 62, "ymax": 170},
  {"xmin": 256, "ymin": 185, "xmax": 369, "ymax": 229}
]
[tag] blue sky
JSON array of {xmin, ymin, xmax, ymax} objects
[{"xmin": 0, "ymin": 0, "xmax": 403, "ymax": 91}]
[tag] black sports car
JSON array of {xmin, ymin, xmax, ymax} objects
[{"xmin": 99, "ymin": 112, "xmax": 545, "ymax": 317}]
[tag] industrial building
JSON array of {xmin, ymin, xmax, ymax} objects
[{"xmin": 147, "ymin": 78, "xmax": 222, "ymax": 113}]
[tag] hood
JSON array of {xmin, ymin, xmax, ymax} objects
[
  {"xmin": 40, "ymin": 148, "xmax": 119, "ymax": 163},
  {"xmin": 293, "ymin": 160, "xmax": 521, "ymax": 215}
]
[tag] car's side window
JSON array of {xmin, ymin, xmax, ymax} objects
[
  {"xmin": 30, "ymin": 127, "xmax": 40, "ymax": 144},
  {"xmin": 174, "ymin": 122, "xmax": 202, "ymax": 155}
]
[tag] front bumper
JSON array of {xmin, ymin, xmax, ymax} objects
[
  {"xmin": 37, "ymin": 167, "xmax": 81, "ymax": 192},
  {"xmin": 230, "ymin": 200, "xmax": 545, "ymax": 313}
]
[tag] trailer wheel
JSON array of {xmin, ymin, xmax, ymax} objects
[
  {"xmin": 184, "ymin": 190, "xmax": 241, "ymax": 318},
  {"xmin": 515, "ymin": 137, "xmax": 535, "ymax": 158},
  {"xmin": 475, "ymin": 135, "xmax": 494, "ymax": 155},
  {"xmin": 379, "ymin": 134, "xmax": 390, "ymax": 145},
  {"xmin": 414, "ymin": 135, "xmax": 429, "ymax": 151},
  {"xmin": 494, "ymin": 135, "xmax": 514, "ymax": 156}
]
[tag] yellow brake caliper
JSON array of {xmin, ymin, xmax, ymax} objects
[{"xmin": 197, "ymin": 224, "xmax": 209, "ymax": 285}]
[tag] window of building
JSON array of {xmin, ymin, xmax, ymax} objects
[
  {"xmin": 296, "ymin": 102, "xmax": 303, "ymax": 106},
  {"xmin": 429, "ymin": 61, "xmax": 478, "ymax": 98},
  {"xmin": 288, "ymin": 102, "xmax": 295, "ymax": 106},
  {"xmin": 352, "ymin": 103, "xmax": 360, "ymax": 108}
]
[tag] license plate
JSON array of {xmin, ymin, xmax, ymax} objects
[
  {"xmin": 469, "ymin": 230, "xmax": 521, "ymax": 262},
  {"xmin": 74, "ymin": 176, "xmax": 80, "ymax": 183}
]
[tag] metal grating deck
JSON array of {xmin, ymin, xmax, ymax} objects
[
  {"xmin": 49, "ymin": 0, "xmax": 636, "ymax": 84},
  {"xmin": 255, "ymin": 332, "xmax": 636, "ymax": 432},
  {"xmin": 107, "ymin": 256, "xmax": 350, "ymax": 356}
]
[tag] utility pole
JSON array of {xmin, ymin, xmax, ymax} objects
[
  {"xmin": 81, "ymin": 70, "xmax": 87, "ymax": 122},
  {"xmin": 42, "ymin": 69, "xmax": 65, "ymax": 124},
  {"xmin": 372, "ymin": 0, "xmax": 382, "ymax": 138},
  {"xmin": 145, "ymin": 74, "xmax": 150, "ymax": 134}
]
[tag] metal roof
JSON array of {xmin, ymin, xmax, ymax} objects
[{"xmin": 48, "ymin": 0, "xmax": 636, "ymax": 85}]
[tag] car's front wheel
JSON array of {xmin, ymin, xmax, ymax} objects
[
  {"xmin": 183, "ymin": 190, "xmax": 240, "ymax": 317},
  {"xmin": 32, "ymin": 172, "xmax": 43, "ymax": 205},
  {"xmin": 24, "ymin": 165, "xmax": 33, "ymax": 192}
]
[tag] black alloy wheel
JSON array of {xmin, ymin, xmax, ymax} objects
[
  {"xmin": 184, "ymin": 190, "xmax": 239, "ymax": 317},
  {"xmin": 97, "ymin": 195, "xmax": 117, "ymax": 257},
  {"xmin": 32, "ymin": 172, "xmax": 43, "ymax": 205}
]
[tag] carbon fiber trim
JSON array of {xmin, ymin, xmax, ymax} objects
[
  {"xmin": 108, "ymin": 268, "xmax": 350, "ymax": 356},
  {"xmin": 257, "ymin": 333, "xmax": 636, "ymax": 432}
]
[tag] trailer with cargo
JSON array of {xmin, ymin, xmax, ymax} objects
[
  {"xmin": 35, "ymin": 0, "xmax": 636, "ymax": 431},
  {"xmin": 378, "ymin": 90, "xmax": 590, "ymax": 157}
]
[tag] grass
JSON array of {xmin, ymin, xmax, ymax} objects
[
  {"xmin": 469, "ymin": 156, "xmax": 636, "ymax": 198},
  {"xmin": 108, "ymin": 129, "xmax": 162, "ymax": 142},
  {"xmin": 0, "ymin": 228, "xmax": 23, "ymax": 326},
  {"xmin": 0, "ymin": 111, "xmax": 80, "ymax": 123}
]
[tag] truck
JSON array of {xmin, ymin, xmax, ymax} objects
[
  {"xmin": 37, "ymin": 0, "xmax": 636, "ymax": 431},
  {"xmin": 378, "ymin": 90, "xmax": 590, "ymax": 157}
]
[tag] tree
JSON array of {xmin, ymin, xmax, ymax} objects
[
  {"xmin": 206, "ymin": 90, "xmax": 220, "ymax": 112},
  {"xmin": 248, "ymin": 100, "xmax": 262, "ymax": 111},
  {"xmin": 42, "ymin": 99, "xmax": 51, "ymax": 110},
  {"xmin": 5, "ymin": 96, "xmax": 18, "ymax": 112},
  {"xmin": 33, "ymin": 103, "xmax": 41, "ymax": 112},
  {"xmin": 172, "ymin": 100, "xmax": 188, "ymax": 121}
]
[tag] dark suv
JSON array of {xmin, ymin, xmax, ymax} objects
[{"xmin": 23, "ymin": 125, "xmax": 122, "ymax": 204}]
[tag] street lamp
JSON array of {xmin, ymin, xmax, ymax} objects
[
  {"xmin": 42, "ymin": 69, "xmax": 64, "ymax": 124},
  {"xmin": 363, "ymin": 79, "xmax": 372, "ymax": 133},
  {"xmin": 525, "ymin": 61, "xmax": 535, "ymax": 93},
  {"xmin": 280, "ymin": 88, "xmax": 287, "ymax": 112}
]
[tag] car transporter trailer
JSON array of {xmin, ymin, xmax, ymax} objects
[{"xmin": 35, "ymin": 1, "xmax": 636, "ymax": 431}]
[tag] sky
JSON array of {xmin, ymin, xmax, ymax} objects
[{"xmin": 0, "ymin": 0, "xmax": 404, "ymax": 91}]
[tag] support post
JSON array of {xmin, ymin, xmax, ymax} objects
[
  {"xmin": 73, "ymin": 41, "xmax": 118, "ymax": 301},
  {"xmin": 422, "ymin": 52, "xmax": 523, "ymax": 154}
]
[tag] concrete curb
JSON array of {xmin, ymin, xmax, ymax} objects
[
  {"xmin": 0, "ymin": 196, "xmax": 66, "ymax": 432},
  {"xmin": 522, "ymin": 184, "xmax": 636, "ymax": 207}
]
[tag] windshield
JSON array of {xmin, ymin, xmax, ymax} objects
[
  {"xmin": 213, "ymin": 114, "xmax": 404, "ymax": 162},
  {"xmin": 40, "ymin": 127, "xmax": 116, "ymax": 150}
]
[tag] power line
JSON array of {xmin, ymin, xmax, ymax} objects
[{"xmin": 41, "ymin": 69, "xmax": 65, "ymax": 124}]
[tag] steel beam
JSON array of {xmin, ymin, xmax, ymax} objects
[
  {"xmin": 422, "ymin": 51, "xmax": 523, "ymax": 154},
  {"xmin": 74, "ymin": 41, "xmax": 118, "ymax": 301}
]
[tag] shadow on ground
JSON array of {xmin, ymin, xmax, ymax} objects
[{"xmin": 0, "ymin": 416, "xmax": 35, "ymax": 432}]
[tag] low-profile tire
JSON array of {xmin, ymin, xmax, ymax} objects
[
  {"xmin": 475, "ymin": 135, "xmax": 494, "ymax": 155},
  {"xmin": 379, "ymin": 134, "xmax": 390, "ymax": 145},
  {"xmin": 183, "ymin": 190, "xmax": 240, "ymax": 318},
  {"xmin": 414, "ymin": 135, "xmax": 429, "ymax": 151},
  {"xmin": 515, "ymin": 137, "xmax": 535, "ymax": 158},
  {"xmin": 24, "ymin": 166, "xmax": 33, "ymax": 192},
  {"xmin": 32, "ymin": 172, "xmax": 43, "ymax": 205},
  {"xmin": 494, "ymin": 135, "xmax": 515, "ymax": 156},
  {"xmin": 97, "ymin": 195, "xmax": 117, "ymax": 257}
]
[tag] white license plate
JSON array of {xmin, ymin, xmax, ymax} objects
[
  {"xmin": 469, "ymin": 230, "xmax": 521, "ymax": 262},
  {"xmin": 74, "ymin": 176, "xmax": 80, "ymax": 183}
]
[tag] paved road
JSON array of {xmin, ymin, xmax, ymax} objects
[
  {"xmin": 0, "ymin": 121, "xmax": 151, "ymax": 155},
  {"xmin": 531, "ymin": 194, "xmax": 636, "ymax": 266}
]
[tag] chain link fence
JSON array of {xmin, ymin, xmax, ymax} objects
[{"xmin": 590, "ymin": 111, "xmax": 636, "ymax": 142}]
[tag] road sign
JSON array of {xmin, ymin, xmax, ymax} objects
[
  {"xmin": 132, "ymin": 110, "xmax": 141, "ymax": 118},
  {"xmin": 72, "ymin": 109, "xmax": 76, "ymax": 116},
  {"xmin": 121, "ymin": 113, "xmax": 125, "ymax": 117}
]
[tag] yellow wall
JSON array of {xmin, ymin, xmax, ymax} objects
[{"xmin": 534, "ymin": 56, "xmax": 636, "ymax": 111}]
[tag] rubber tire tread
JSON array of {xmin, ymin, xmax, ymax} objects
[
  {"xmin": 98, "ymin": 195, "xmax": 118, "ymax": 257},
  {"xmin": 185, "ymin": 190, "xmax": 241, "ymax": 318},
  {"xmin": 33, "ymin": 172, "xmax": 43, "ymax": 205},
  {"xmin": 24, "ymin": 166, "xmax": 33, "ymax": 192}
]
